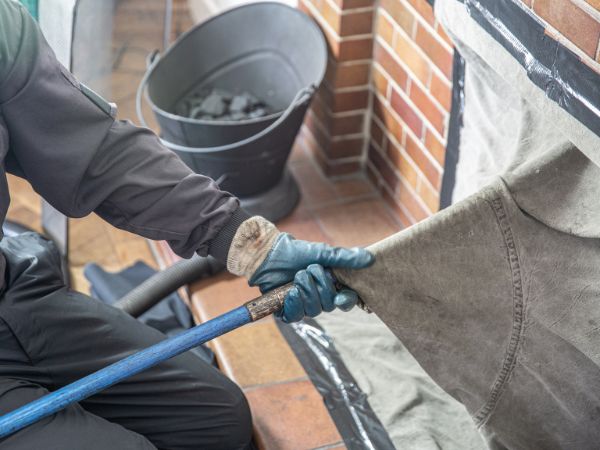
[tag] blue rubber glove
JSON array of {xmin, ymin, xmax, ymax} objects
[{"xmin": 249, "ymin": 233, "xmax": 374, "ymax": 322}]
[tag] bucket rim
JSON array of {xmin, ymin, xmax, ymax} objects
[{"xmin": 143, "ymin": 1, "xmax": 326, "ymax": 127}]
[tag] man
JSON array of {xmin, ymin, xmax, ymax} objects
[{"xmin": 0, "ymin": 1, "xmax": 373, "ymax": 448}]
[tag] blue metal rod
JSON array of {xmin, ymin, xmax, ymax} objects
[{"xmin": 0, "ymin": 305, "xmax": 251, "ymax": 438}]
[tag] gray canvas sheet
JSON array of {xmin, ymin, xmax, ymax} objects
[
  {"xmin": 318, "ymin": 1, "xmax": 600, "ymax": 449},
  {"xmin": 316, "ymin": 310, "xmax": 486, "ymax": 449},
  {"xmin": 335, "ymin": 173, "xmax": 600, "ymax": 450}
]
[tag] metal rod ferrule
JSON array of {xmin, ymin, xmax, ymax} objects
[{"xmin": 244, "ymin": 283, "xmax": 292, "ymax": 321}]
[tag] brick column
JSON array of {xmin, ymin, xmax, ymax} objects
[
  {"xmin": 299, "ymin": 0, "xmax": 376, "ymax": 176},
  {"xmin": 367, "ymin": 0, "xmax": 453, "ymax": 226}
]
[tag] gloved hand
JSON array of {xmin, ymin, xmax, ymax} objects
[
  {"xmin": 249, "ymin": 233, "xmax": 373, "ymax": 322},
  {"xmin": 225, "ymin": 216, "xmax": 374, "ymax": 323}
]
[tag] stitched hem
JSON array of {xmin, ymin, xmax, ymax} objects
[{"xmin": 474, "ymin": 194, "xmax": 526, "ymax": 426}]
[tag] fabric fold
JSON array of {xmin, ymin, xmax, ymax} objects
[{"xmin": 336, "ymin": 177, "xmax": 600, "ymax": 449}]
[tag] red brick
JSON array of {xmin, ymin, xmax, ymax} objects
[
  {"xmin": 374, "ymin": 42, "xmax": 409, "ymax": 90},
  {"xmin": 405, "ymin": 132, "xmax": 441, "ymax": 187},
  {"xmin": 336, "ymin": 0, "xmax": 374, "ymax": 7},
  {"xmin": 425, "ymin": 128, "xmax": 446, "ymax": 165},
  {"xmin": 304, "ymin": 113, "xmax": 331, "ymax": 153},
  {"xmin": 307, "ymin": 0, "xmax": 341, "ymax": 35},
  {"xmin": 309, "ymin": 96, "xmax": 332, "ymax": 126},
  {"xmin": 418, "ymin": 177, "xmax": 440, "ymax": 213},
  {"xmin": 534, "ymin": 0, "xmax": 600, "ymax": 59},
  {"xmin": 387, "ymin": 140, "xmax": 418, "ymax": 188},
  {"xmin": 326, "ymin": 60, "xmax": 371, "ymax": 88},
  {"xmin": 333, "ymin": 89, "xmax": 370, "ymax": 112},
  {"xmin": 331, "ymin": 113, "xmax": 365, "ymax": 135},
  {"xmin": 370, "ymin": 118, "xmax": 385, "ymax": 148},
  {"xmin": 376, "ymin": 11, "xmax": 395, "ymax": 45},
  {"xmin": 409, "ymin": 82, "xmax": 446, "ymax": 134},
  {"xmin": 406, "ymin": 0, "xmax": 435, "ymax": 25},
  {"xmin": 299, "ymin": 1, "xmax": 339, "ymax": 51},
  {"xmin": 322, "ymin": 158, "xmax": 363, "ymax": 176},
  {"xmin": 368, "ymin": 145, "xmax": 400, "ymax": 191},
  {"xmin": 397, "ymin": 183, "xmax": 430, "ymax": 221},
  {"xmin": 381, "ymin": 185, "xmax": 413, "ymax": 227},
  {"xmin": 390, "ymin": 87, "xmax": 423, "ymax": 137},
  {"xmin": 317, "ymin": 85, "xmax": 370, "ymax": 112},
  {"xmin": 328, "ymin": 136, "xmax": 365, "ymax": 159},
  {"xmin": 340, "ymin": 9, "xmax": 375, "ymax": 37},
  {"xmin": 415, "ymin": 23, "xmax": 454, "ymax": 79},
  {"xmin": 436, "ymin": 22, "xmax": 454, "ymax": 47},
  {"xmin": 430, "ymin": 72, "xmax": 452, "ymax": 112},
  {"xmin": 380, "ymin": 0, "xmax": 415, "ymax": 36},
  {"xmin": 339, "ymin": 37, "xmax": 374, "ymax": 60},
  {"xmin": 394, "ymin": 32, "xmax": 431, "ymax": 84},
  {"xmin": 372, "ymin": 65, "xmax": 390, "ymax": 96},
  {"xmin": 584, "ymin": 0, "xmax": 600, "ymax": 11},
  {"xmin": 521, "ymin": 0, "xmax": 533, "ymax": 7},
  {"xmin": 372, "ymin": 97, "xmax": 404, "ymax": 143},
  {"xmin": 366, "ymin": 161, "xmax": 382, "ymax": 189}
]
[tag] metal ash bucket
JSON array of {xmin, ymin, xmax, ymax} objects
[{"xmin": 137, "ymin": 2, "xmax": 326, "ymax": 219}]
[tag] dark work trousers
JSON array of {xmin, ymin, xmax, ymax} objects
[{"xmin": 0, "ymin": 233, "xmax": 252, "ymax": 450}]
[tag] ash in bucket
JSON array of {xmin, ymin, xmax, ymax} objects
[{"xmin": 175, "ymin": 88, "xmax": 274, "ymax": 121}]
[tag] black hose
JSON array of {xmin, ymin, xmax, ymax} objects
[{"xmin": 114, "ymin": 255, "xmax": 224, "ymax": 317}]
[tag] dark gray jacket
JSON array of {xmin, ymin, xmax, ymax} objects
[{"xmin": 0, "ymin": 0, "xmax": 247, "ymax": 287}]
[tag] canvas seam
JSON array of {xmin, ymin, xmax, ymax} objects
[{"xmin": 474, "ymin": 194, "xmax": 525, "ymax": 426}]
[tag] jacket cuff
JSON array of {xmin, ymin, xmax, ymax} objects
[
  {"xmin": 226, "ymin": 216, "xmax": 280, "ymax": 278},
  {"xmin": 208, "ymin": 208, "xmax": 252, "ymax": 264}
]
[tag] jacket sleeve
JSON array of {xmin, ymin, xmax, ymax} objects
[{"xmin": 0, "ymin": 1, "xmax": 246, "ymax": 260}]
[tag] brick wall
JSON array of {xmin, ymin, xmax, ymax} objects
[
  {"xmin": 299, "ymin": 0, "xmax": 376, "ymax": 176},
  {"xmin": 367, "ymin": 0, "xmax": 452, "ymax": 226},
  {"xmin": 523, "ymin": 0, "xmax": 600, "ymax": 68},
  {"xmin": 299, "ymin": 0, "xmax": 600, "ymax": 227},
  {"xmin": 299, "ymin": 0, "xmax": 452, "ymax": 226}
]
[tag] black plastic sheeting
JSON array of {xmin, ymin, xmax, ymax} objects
[
  {"xmin": 276, "ymin": 318, "xmax": 395, "ymax": 450},
  {"xmin": 458, "ymin": 0, "xmax": 600, "ymax": 137},
  {"xmin": 439, "ymin": 52, "xmax": 466, "ymax": 209},
  {"xmin": 84, "ymin": 261, "xmax": 216, "ymax": 365}
]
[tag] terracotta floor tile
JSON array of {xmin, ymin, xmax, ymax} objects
[
  {"xmin": 191, "ymin": 272, "xmax": 261, "ymax": 322},
  {"xmin": 290, "ymin": 161, "xmax": 339, "ymax": 207},
  {"xmin": 275, "ymin": 206, "xmax": 334, "ymax": 245},
  {"xmin": 245, "ymin": 380, "xmax": 342, "ymax": 450},
  {"xmin": 315, "ymin": 199, "xmax": 400, "ymax": 247},
  {"xmin": 212, "ymin": 320, "xmax": 306, "ymax": 388},
  {"xmin": 332, "ymin": 176, "xmax": 377, "ymax": 200},
  {"xmin": 153, "ymin": 241, "xmax": 182, "ymax": 267}
]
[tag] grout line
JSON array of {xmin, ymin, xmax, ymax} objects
[
  {"xmin": 242, "ymin": 376, "xmax": 310, "ymax": 393},
  {"xmin": 374, "ymin": 88, "xmax": 445, "ymax": 173},
  {"xmin": 397, "ymin": 0, "xmax": 454, "ymax": 53},
  {"xmin": 370, "ymin": 125, "xmax": 436, "ymax": 216},
  {"xmin": 375, "ymin": 37, "xmax": 450, "ymax": 119},
  {"xmin": 379, "ymin": 8, "xmax": 453, "ymax": 83},
  {"xmin": 312, "ymin": 442, "xmax": 346, "ymax": 450}
]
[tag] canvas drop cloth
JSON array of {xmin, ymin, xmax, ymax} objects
[{"xmin": 319, "ymin": 1, "xmax": 600, "ymax": 449}]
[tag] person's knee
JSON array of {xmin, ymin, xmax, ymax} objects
[
  {"xmin": 171, "ymin": 377, "xmax": 253, "ymax": 450},
  {"xmin": 218, "ymin": 383, "xmax": 253, "ymax": 449}
]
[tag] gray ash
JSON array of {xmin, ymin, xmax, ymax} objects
[{"xmin": 175, "ymin": 88, "xmax": 273, "ymax": 121}]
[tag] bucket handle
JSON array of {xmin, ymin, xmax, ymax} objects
[{"xmin": 136, "ymin": 51, "xmax": 316, "ymax": 153}]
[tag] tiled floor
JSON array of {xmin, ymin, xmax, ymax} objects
[
  {"xmin": 155, "ymin": 131, "xmax": 401, "ymax": 450},
  {"xmin": 6, "ymin": 1, "xmax": 403, "ymax": 448}
]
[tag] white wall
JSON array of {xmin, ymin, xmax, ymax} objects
[{"xmin": 188, "ymin": 0, "xmax": 297, "ymax": 24}]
